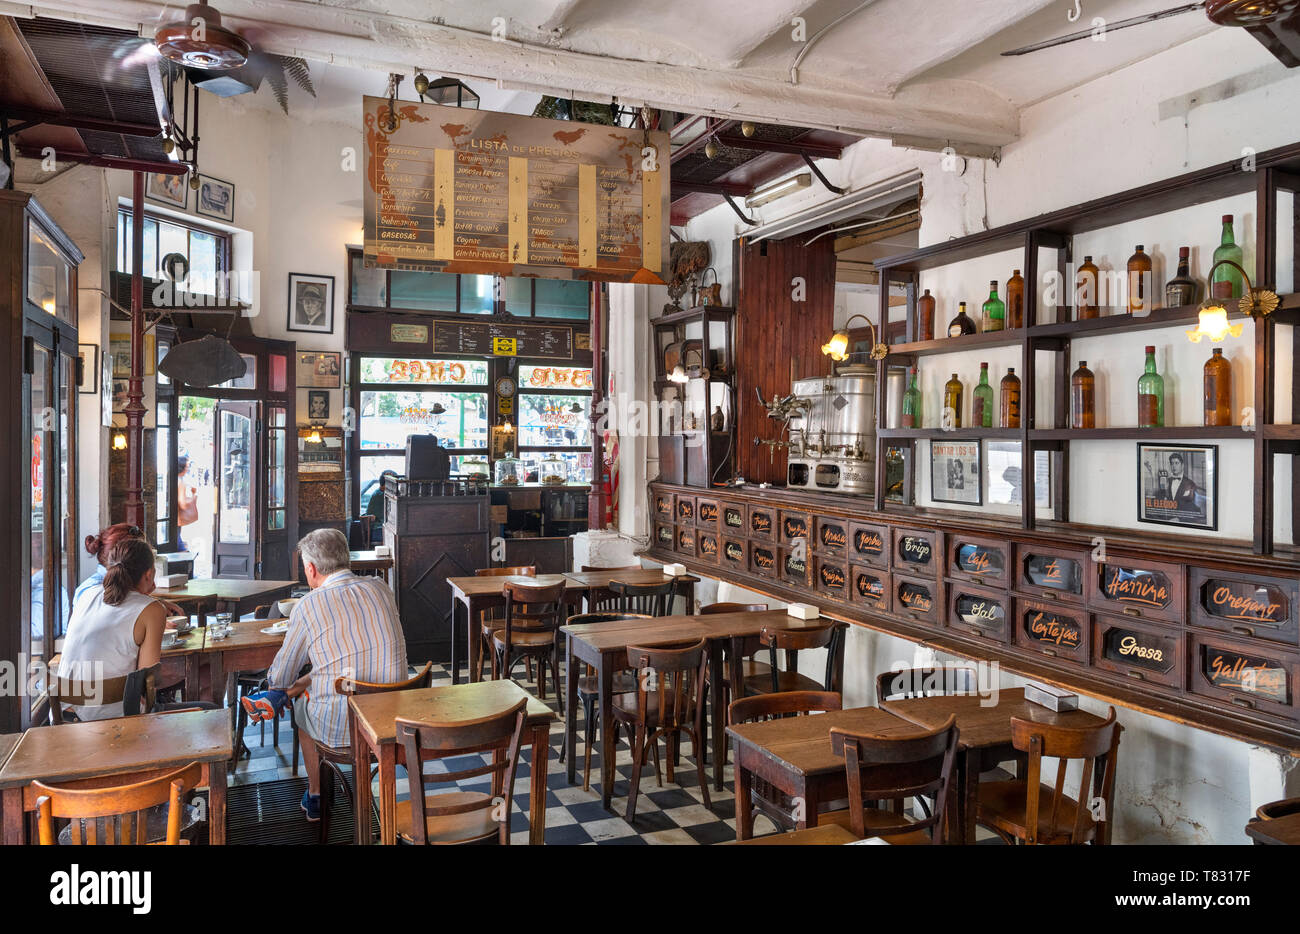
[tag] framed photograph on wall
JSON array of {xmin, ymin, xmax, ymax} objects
[
  {"xmin": 145, "ymin": 171, "xmax": 187, "ymax": 209},
  {"xmin": 306, "ymin": 390, "xmax": 330, "ymax": 421},
  {"xmin": 1137, "ymin": 443, "xmax": 1218, "ymax": 531},
  {"xmin": 287, "ymin": 273, "xmax": 335, "ymax": 334},
  {"xmin": 930, "ymin": 439, "xmax": 982, "ymax": 506},
  {"xmin": 195, "ymin": 175, "xmax": 235, "ymax": 223},
  {"xmin": 296, "ymin": 351, "xmax": 341, "ymax": 389},
  {"xmin": 78, "ymin": 344, "xmax": 98, "ymax": 395},
  {"xmin": 987, "ymin": 442, "xmax": 1051, "ymax": 509}
]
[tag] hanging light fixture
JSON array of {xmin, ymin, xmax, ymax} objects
[
  {"xmin": 741, "ymin": 121, "xmax": 757, "ymax": 137},
  {"xmin": 822, "ymin": 313, "xmax": 888, "ymax": 362},
  {"xmin": 704, "ymin": 138, "xmax": 719, "ymax": 159},
  {"xmin": 154, "ymin": 1, "xmax": 251, "ymax": 69},
  {"xmin": 112, "ymin": 432, "xmax": 128, "ymax": 451},
  {"xmin": 1186, "ymin": 259, "xmax": 1278, "ymax": 343}
]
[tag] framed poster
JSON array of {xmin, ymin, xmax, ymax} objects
[
  {"xmin": 1138, "ymin": 443, "xmax": 1218, "ymax": 531},
  {"xmin": 296, "ymin": 351, "xmax": 341, "ymax": 388},
  {"xmin": 987, "ymin": 442, "xmax": 1051, "ymax": 509},
  {"xmin": 78, "ymin": 344, "xmax": 98, "ymax": 395},
  {"xmin": 286, "ymin": 273, "xmax": 335, "ymax": 334},
  {"xmin": 195, "ymin": 175, "xmax": 235, "ymax": 223},
  {"xmin": 146, "ymin": 171, "xmax": 187, "ymax": 209},
  {"xmin": 931, "ymin": 439, "xmax": 982, "ymax": 506},
  {"xmin": 108, "ymin": 329, "xmax": 156, "ymax": 377},
  {"xmin": 306, "ymin": 390, "xmax": 330, "ymax": 421}
]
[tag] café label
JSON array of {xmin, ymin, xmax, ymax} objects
[
  {"xmin": 1102, "ymin": 566, "xmax": 1171, "ymax": 609},
  {"xmin": 956, "ymin": 543, "xmax": 1003, "ymax": 577},
  {"xmin": 1024, "ymin": 610, "xmax": 1082, "ymax": 649}
]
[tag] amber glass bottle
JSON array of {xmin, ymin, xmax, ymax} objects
[
  {"xmin": 1006, "ymin": 269, "xmax": 1024, "ymax": 329},
  {"xmin": 1204, "ymin": 348, "xmax": 1231, "ymax": 426},
  {"xmin": 917, "ymin": 289, "xmax": 935, "ymax": 341},
  {"xmin": 944, "ymin": 373, "xmax": 964, "ymax": 428},
  {"xmin": 1071, "ymin": 361, "xmax": 1096, "ymax": 429},
  {"xmin": 1127, "ymin": 245, "xmax": 1152, "ymax": 315},
  {"xmin": 1000, "ymin": 367, "xmax": 1021, "ymax": 428},
  {"xmin": 1076, "ymin": 255, "xmax": 1100, "ymax": 319}
]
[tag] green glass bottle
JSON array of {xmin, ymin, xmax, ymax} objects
[
  {"xmin": 901, "ymin": 366, "xmax": 922, "ymax": 429},
  {"xmin": 1211, "ymin": 214, "xmax": 1244, "ymax": 300},
  {"xmin": 981, "ymin": 280, "xmax": 1005, "ymax": 332},
  {"xmin": 1137, "ymin": 344, "xmax": 1164, "ymax": 428},
  {"xmin": 972, "ymin": 362, "xmax": 994, "ymax": 428}
]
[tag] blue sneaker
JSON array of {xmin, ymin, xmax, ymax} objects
[
  {"xmin": 241, "ymin": 689, "xmax": 289, "ymax": 724},
  {"xmin": 300, "ymin": 790, "xmax": 320, "ymax": 822}
]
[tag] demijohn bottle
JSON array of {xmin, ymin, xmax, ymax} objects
[
  {"xmin": 1165, "ymin": 246, "xmax": 1198, "ymax": 307},
  {"xmin": 981, "ymin": 280, "xmax": 1005, "ymax": 332},
  {"xmin": 1076, "ymin": 255, "xmax": 1100, "ymax": 319},
  {"xmin": 1211, "ymin": 214, "xmax": 1244, "ymax": 300},
  {"xmin": 1137, "ymin": 345, "xmax": 1164, "ymax": 428},
  {"xmin": 1006, "ymin": 269, "xmax": 1024, "ymax": 329},
  {"xmin": 917, "ymin": 289, "xmax": 935, "ymax": 341},
  {"xmin": 948, "ymin": 301, "xmax": 977, "ymax": 337},
  {"xmin": 1071, "ymin": 361, "xmax": 1095, "ymax": 429},
  {"xmin": 944, "ymin": 373, "xmax": 964, "ymax": 428},
  {"xmin": 1000, "ymin": 367, "xmax": 1021, "ymax": 428},
  {"xmin": 901, "ymin": 366, "xmax": 922, "ymax": 428},
  {"xmin": 972, "ymin": 362, "xmax": 994, "ymax": 428},
  {"xmin": 1127, "ymin": 245, "xmax": 1152, "ymax": 315},
  {"xmin": 1204, "ymin": 348, "xmax": 1231, "ymax": 426}
]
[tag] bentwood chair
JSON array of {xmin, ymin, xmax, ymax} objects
[
  {"xmin": 581, "ymin": 564, "xmax": 641, "ymax": 612},
  {"xmin": 319, "ymin": 662, "xmax": 435, "ymax": 844},
  {"xmin": 609, "ymin": 579, "xmax": 679, "ymax": 617},
  {"xmin": 743, "ymin": 622, "xmax": 847, "ymax": 697},
  {"xmin": 1249, "ymin": 796, "xmax": 1300, "ymax": 844},
  {"xmin": 875, "ymin": 666, "xmax": 977, "ymax": 703},
  {"xmin": 475, "ymin": 566, "xmax": 537, "ymax": 681},
  {"xmin": 49, "ymin": 663, "xmax": 161, "ymax": 724},
  {"xmin": 613, "ymin": 638, "xmax": 711, "ymax": 822},
  {"xmin": 492, "ymin": 580, "xmax": 566, "ymax": 713},
  {"xmin": 394, "ymin": 697, "xmax": 529, "ymax": 845},
  {"xmin": 827, "ymin": 715, "xmax": 960, "ymax": 844},
  {"xmin": 35, "ymin": 761, "xmax": 203, "ymax": 846},
  {"xmin": 728, "ymin": 690, "xmax": 843, "ymax": 833},
  {"xmin": 976, "ymin": 707, "xmax": 1122, "ymax": 845}
]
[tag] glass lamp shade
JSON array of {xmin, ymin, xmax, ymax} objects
[
  {"xmin": 1186, "ymin": 303, "xmax": 1243, "ymax": 343},
  {"xmin": 821, "ymin": 330, "xmax": 850, "ymax": 361}
]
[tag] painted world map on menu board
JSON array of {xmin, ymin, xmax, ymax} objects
[{"xmin": 362, "ymin": 96, "xmax": 669, "ymax": 284}]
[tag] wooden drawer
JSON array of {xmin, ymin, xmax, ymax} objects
[
  {"xmin": 893, "ymin": 574, "xmax": 943, "ymax": 627},
  {"xmin": 653, "ymin": 490, "xmax": 674, "ymax": 521},
  {"xmin": 1014, "ymin": 597, "xmax": 1089, "ymax": 666},
  {"xmin": 1088, "ymin": 556, "xmax": 1184, "ymax": 625},
  {"xmin": 815, "ymin": 516, "xmax": 850, "ymax": 557},
  {"xmin": 851, "ymin": 566, "xmax": 890, "ymax": 613},
  {"xmin": 722, "ymin": 503, "xmax": 746, "ymax": 534},
  {"xmin": 653, "ymin": 523, "xmax": 674, "ymax": 550},
  {"xmin": 779, "ymin": 547, "xmax": 810, "ymax": 587},
  {"xmin": 779, "ymin": 510, "xmax": 811, "ymax": 547},
  {"xmin": 696, "ymin": 498, "xmax": 721, "ymax": 530},
  {"xmin": 747, "ymin": 504, "xmax": 776, "ymax": 541},
  {"xmin": 696, "ymin": 531, "xmax": 720, "ymax": 565},
  {"xmin": 893, "ymin": 527, "xmax": 939, "ymax": 577},
  {"xmin": 675, "ymin": 526, "xmax": 695, "ymax": 557},
  {"xmin": 1189, "ymin": 632, "xmax": 1299, "ymax": 722},
  {"xmin": 948, "ymin": 533, "xmax": 1011, "ymax": 589},
  {"xmin": 721, "ymin": 536, "xmax": 747, "ymax": 572},
  {"xmin": 1188, "ymin": 567, "xmax": 1299, "ymax": 646},
  {"xmin": 814, "ymin": 558, "xmax": 850, "ymax": 603},
  {"xmin": 1092, "ymin": 614, "xmax": 1184, "ymax": 689},
  {"xmin": 848, "ymin": 521, "xmax": 889, "ymax": 568},
  {"xmin": 1015, "ymin": 543, "xmax": 1087, "ymax": 604},
  {"xmin": 749, "ymin": 542, "xmax": 777, "ymax": 578},
  {"xmin": 674, "ymin": 493, "xmax": 696, "ymax": 527},
  {"xmin": 946, "ymin": 581, "xmax": 1011, "ymax": 644}
]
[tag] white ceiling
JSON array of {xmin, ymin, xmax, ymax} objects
[{"xmin": 16, "ymin": 0, "xmax": 1256, "ymax": 147}]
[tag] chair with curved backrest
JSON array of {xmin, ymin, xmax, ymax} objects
[
  {"xmin": 314, "ymin": 661, "xmax": 436, "ymax": 844},
  {"xmin": 828, "ymin": 715, "xmax": 960, "ymax": 844},
  {"xmin": 976, "ymin": 707, "xmax": 1122, "ymax": 845},
  {"xmin": 875, "ymin": 666, "xmax": 977, "ymax": 703},
  {"xmin": 609, "ymin": 579, "xmax": 679, "ymax": 617},
  {"xmin": 35, "ymin": 761, "xmax": 203, "ymax": 846},
  {"xmin": 746, "ymin": 622, "xmax": 847, "ymax": 698},
  {"xmin": 475, "ymin": 566, "xmax": 537, "ymax": 681},
  {"xmin": 1250, "ymin": 796, "xmax": 1300, "ymax": 844},
  {"xmin": 50, "ymin": 663, "xmax": 160, "ymax": 725},
  {"xmin": 492, "ymin": 581, "xmax": 566, "ymax": 714},
  {"xmin": 613, "ymin": 638, "xmax": 711, "ymax": 822},
  {"xmin": 581, "ymin": 564, "xmax": 641, "ymax": 612},
  {"xmin": 395, "ymin": 697, "xmax": 529, "ymax": 845},
  {"xmin": 728, "ymin": 690, "xmax": 843, "ymax": 834}
]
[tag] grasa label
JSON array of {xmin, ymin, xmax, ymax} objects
[
  {"xmin": 656, "ymin": 497, "xmax": 672, "ymax": 515},
  {"xmin": 1104, "ymin": 628, "xmax": 1176, "ymax": 673},
  {"xmin": 1101, "ymin": 566, "xmax": 1171, "ymax": 609},
  {"xmin": 1024, "ymin": 610, "xmax": 1082, "ymax": 649}
]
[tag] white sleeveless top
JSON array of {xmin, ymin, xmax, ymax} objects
[{"xmin": 59, "ymin": 586, "xmax": 154, "ymax": 721}]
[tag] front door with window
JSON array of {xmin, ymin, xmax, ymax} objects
[{"xmin": 213, "ymin": 401, "xmax": 258, "ymax": 578}]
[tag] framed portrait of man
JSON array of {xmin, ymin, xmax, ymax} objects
[
  {"xmin": 1137, "ymin": 443, "xmax": 1217, "ymax": 531},
  {"xmin": 287, "ymin": 273, "xmax": 335, "ymax": 334},
  {"xmin": 307, "ymin": 390, "xmax": 330, "ymax": 421}
]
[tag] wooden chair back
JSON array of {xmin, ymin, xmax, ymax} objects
[
  {"xmin": 728, "ymin": 690, "xmax": 842, "ymax": 725},
  {"xmin": 335, "ymin": 661, "xmax": 434, "ymax": 696},
  {"xmin": 395, "ymin": 698, "xmax": 529, "ymax": 845},
  {"xmin": 581, "ymin": 564, "xmax": 641, "ymax": 611},
  {"xmin": 1009, "ymin": 707, "xmax": 1121, "ymax": 844},
  {"xmin": 476, "ymin": 566, "xmax": 537, "ymax": 577},
  {"xmin": 610, "ymin": 579, "xmax": 679, "ymax": 617},
  {"xmin": 830, "ymin": 715, "xmax": 960, "ymax": 843},
  {"xmin": 624, "ymin": 638, "xmax": 708, "ymax": 732},
  {"xmin": 1257, "ymin": 796, "xmax": 1300, "ymax": 821},
  {"xmin": 875, "ymin": 666, "xmax": 977, "ymax": 702},
  {"xmin": 565, "ymin": 612, "xmax": 652, "ymax": 627},
  {"xmin": 700, "ymin": 602, "xmax": 768, "ymax": 614},
  {"xmin": 50, "ymin": 663, "xmax": 160, "ymax": 724},
  {"xmin": 34, "ymin": 761, "xmax": 203, "ymax": 845},
  {"xmin": 502, "ymin": 581, "xmax": 566, "ymax": 634},
  {"xmin": 759, "ymin": 622, "xmax": 847, "ymax": 693}
]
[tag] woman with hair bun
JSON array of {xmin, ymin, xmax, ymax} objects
[
  {"xmin": 73, "ymin": 522, "xmax": 145, "ymax": 611},
  {"xmin": 59, "ymin": 538, "xmax": 167, "ymax": 721}
]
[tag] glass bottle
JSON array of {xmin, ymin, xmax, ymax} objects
[
  {"xmin": 1127, "ymin": 245, "xmax": 1152, "ymax": 315},
  {"xmin": 972, "ymin": 362, "xmax": 994, "ymax": 428},
  {"xmin": 948, "ymin": 301, "xmax": 977, "ymax": 337},
  {"xmin": 1164, "ymin": 246, "xmax": 1198, "ymax": 307},
  {"xmin": 943, "ymin": 373, "xmax": 964, "ymax": 428},
  {"xmin": 1204, "ymin": 348, "xmax": 1231, "ymax": 426},
  {"xmin": 1006, "ymin": 269, "xmax": 1024, "ymax": 329},
  {"xmin": 1076, "ymin": 255, "xmax": 1100, "ymax": 319},
  {"xmin": 1137, "ymin": 345, "xmax": 1164, "ymax": 428},
  {"xmin": 1211, "ymin": 214, "xmax": 1244, "ymax": 300},
  {"xmin": 1000, "ymin": 367, "xmax": 1021, "ymax": 428},
  {"xmin": 901, "ymin": 367, "xmax": 922, "ymax": 428},
  {"xmin": 1071, "ymin": 361, "xmax": 1095, "ymax": 429},
  {"xmin": 917, "ymin": 289, "xmax": 935, "ymax": 342},
  {"xmin": 981, "ymin": 280, "xmax": 1005, "ymax": 332}
]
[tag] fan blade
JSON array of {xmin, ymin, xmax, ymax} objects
[{"xmin": 1001, "ymin": 2, "xmax": 1205, "ymax": 55}]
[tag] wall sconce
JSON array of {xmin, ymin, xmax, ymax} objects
[
  {"xmin": 822, "ymin": 313, "xmax": 888, "ymax": 362},
  {"xmin": 112, "ymin": 432, "xmax": 128, "ymax": 451},
  {"xmin": 669, "ymin": 364, "xmax": 688, "ymax": 384},
  {"xmin": 307, "ymin": 428, "xmax": 323, "ymax": 444},
  {"xmin": 1186, "ymin": 259, "xmax": 1278, "ymax": 342}
]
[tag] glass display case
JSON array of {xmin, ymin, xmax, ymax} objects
[
  {"xmin": 539, "ymin": 453, "xmax": 570, "ymax": 486},
  {"xmin": 461, "ymin": 456, "xmax": 490, "ymax": 481},
  {"xmin": 494, "ymin": 454, "xmax": 525, "ymax": 486}
]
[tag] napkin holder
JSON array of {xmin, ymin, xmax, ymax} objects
[
  {"xmin": 787, "ymin": 603, "xmax": 820, "ymax": 620},
  {"xmin": 157, "ymin": 573, "xmax": 189, "ymax": 589},
  {"xmin": 662, "ymin": 563, "xmax": 687, "ymax": 577},
  {"xmin": 374, "ymin": 545, "xmax": 392, "ymax": 558},
  {"xmin": 1024, "ymin": 681, "xmax": 1078, "ymax": 712}
]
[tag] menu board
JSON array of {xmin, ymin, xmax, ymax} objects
[
  {"xmin": 432, "ymin": 320, "xmax": 573, "ymax": 359},
  {"xmin": 363, "ymin": 96, "xmax": 669, "ymax": 283}
]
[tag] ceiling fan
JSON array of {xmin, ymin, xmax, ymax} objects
[{"xmin": 1002, "ymin": 0, "xmax": 1300, "ymax": 66}]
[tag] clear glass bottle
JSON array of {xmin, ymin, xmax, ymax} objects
[
  {"xmin": 901, "ymin": 366, "xmax": 922, "ymax": 428},
  {"xmin": 944, "ymin": 373, "xmax": 964, "ymax": 428},
  {"xmin": 1127, "ymin": 245, "xmax": 1152, "ymax": 315},
  {"xmin": 917, "ymin": 289, "xmax": 935, "ymax": 341},
  {"xmin": 1071, "ymin": 361, "xmax": 1095, "ymax": 429},
  {"xmin": 1165, "ymin": 246, "xmax": 1198, "ymax": 307},
  {"xmin": 1137, "ymin": 345, "xmax": 1164, "ymax": 428},
  {"xmin": 972, "ymin": 362, "xmax": 994, "ymax": 428},
  {"xmin": 1006, "ymin": 269, "xmax": 1024, "ymax": 329},
  {"xmin": 1000, "ymin": 367, "xmax": 1021, "ymax": 428},
  {"xmin": 948, "ymin": 301, "xmax": 977, "ymax": 337},
  {"xmin": 1204, "ymin": 347, "xmax": 1231, "ymax": 426},
  {"xmin": 981, "ymin": 280, "xmax": 1005, "ymax": 332},
  {"xmin": 1211, "ymin": 214, "xmax": 1244, "ymax": 300},
  {"xmin": 1076, "ymin": 255, "xmax": 1100, "ymax": 319}
]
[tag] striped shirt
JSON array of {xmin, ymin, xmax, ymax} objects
[{"xmin": 268, "ymin": 570, "xmax": 407, "ymax": 749}]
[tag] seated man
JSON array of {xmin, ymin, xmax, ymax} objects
[{"xmin": 244, "ymin": 528, "xmax": 407, "ymax": 821}]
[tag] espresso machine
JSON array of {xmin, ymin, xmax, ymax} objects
[{"xmin": 758, "ymin": 366, "xmax": 876, "ymax": 495}]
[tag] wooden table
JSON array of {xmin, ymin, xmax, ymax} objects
[
  {"xmin": 562, "ymin": 609, "xmax": 841, "ymax": 807},
  {"xmin": 0, "ymin": 733, "xmax": 19, "ymax": 842},
  {"xmin": 0, "ymin": 708, "xmax": 232, "ymax": 845},
  {"xmin": 727, "ymin": 706, "xmax": 922, "ymax": 840},
  {"xmin": 350, "ymin": 550, "xmax": 393, "ymax": 582},
  {"xmin": 882, "ymin": 687, "xmax": 1108, "ymax": 845},
  {"xmin": 731, "ymin": 824, "xmax": 861, "ymax": 845},
  {"xmin": 202, "ymin": 618, "xmax": 288, "ymax": 758},
  {"xmin": 159, "ymin": 624, "xmax": 207, "ymax": 699},
  {"xmin": 562, "ymin": 568, "xmax": 699, "ymax": 614},
  {"xmin": 348, "ymin": 680, "xmax": 555, "ymax": 845},
  {"xmin": 1246, "ymin": 811, "xmax": 1300, "ymax": 845},
  {"xmin": 155, "ymin": 578, "xmax": 299, "ymax": 619}
]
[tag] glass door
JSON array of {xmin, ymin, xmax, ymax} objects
[{"xmin": 213, "ymin": 400, "xmax": 259, "ymax": 578}]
